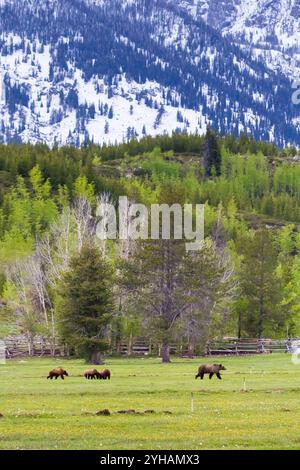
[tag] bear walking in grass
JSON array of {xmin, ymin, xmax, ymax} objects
[
  {"xmin": 195, "ymin": 364, "xmax": 226, "ymax": 380},
  {"xmin": 84, "ymin": 369, "xmax": 101, "ymax": 380},
  {"xmin": 84, "ymin": 368, "xmax": 111, "ymax": 380},
  {"xmin": 47, "ymin": 368, "xmax": 69, "ymax": 380},
  {"xmin": 99, "ymin": 369, "xmax": 111, "ymax": 380}
]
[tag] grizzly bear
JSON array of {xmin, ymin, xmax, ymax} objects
[
  {"xmin": 84, "ymin": 369, "xmax": 101, "ymax": 380},
  {"xmin": 47, "ymin": 367, "xmax": 69, "ymax": 380},
  {"xmin": 98, "ymin": 369, "xmax": 111, "ymax": 380},
  {"xmin": 195, "ymin": 364, "xmax": 226, "ymax": 380}
]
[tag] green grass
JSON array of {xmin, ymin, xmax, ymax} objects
[{"xmin": 0, "ymin": 354, "xmax": 300, "ymax": 449}]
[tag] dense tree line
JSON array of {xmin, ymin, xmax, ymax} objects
[{"xmin": 0, "ymin": 134, "xmax": 300, "ymax": 360}]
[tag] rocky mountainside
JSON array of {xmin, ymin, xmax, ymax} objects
[
  {"xmin": 182, "ymin": 0, "xmax": 300, "ymax": 79},
  {"xmin": 0, "ymin": 0, "xmax": 298, "ymax": 147}
]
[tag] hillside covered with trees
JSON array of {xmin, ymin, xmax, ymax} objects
[{"xmin": 1, "ymin": 131, "xmax": 300, "ymax": 361}]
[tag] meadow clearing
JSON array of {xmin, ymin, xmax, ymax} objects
[{"xmin": 0, "ymin": 354, "xmax": 300, "ymax": 450}]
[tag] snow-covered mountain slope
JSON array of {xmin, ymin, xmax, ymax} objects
[
  {"xmin": 182, "ymin": 0, "xmax": 300, "ymax": 79},
  {"xmin": 0, "ymin": 0, "xmax": 298, "ymax": 147},
  {"xmin": 0, "ymin": 36, "xmax": 206, "ymax": 146}
]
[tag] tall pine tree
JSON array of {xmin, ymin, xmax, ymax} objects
[
  {"xmin": 58, "ymin": 243, "xmax": 114, "ymax": 364},
  {"xmin": 238, "ymin": 229, "xmax": 284, "ymax": 338},
  {"xmin": 203, "ymin": 128, "xmax": 221, "ymax": 177}
]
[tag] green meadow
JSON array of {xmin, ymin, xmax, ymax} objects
[{"xmin": 0, "ymin": 355, "xmax": 299, "ymax": 450}]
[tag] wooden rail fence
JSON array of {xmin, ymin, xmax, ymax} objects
[
  {"xmin": 206, "ymin": 338, "xmax": 300, "ymax": 355},
  {"xmin": 2, "ymin": 336, "xmax": 300, "ymax": 358}
]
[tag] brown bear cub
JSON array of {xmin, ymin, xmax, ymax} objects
[
  {"xmin": 47, "ymin": 367, "xmax": 69, "ymax": 380},
  {"xmin": 83, "ymin": 368, "xmax": 111, "ymax": 380},
  {"xmin": 84, "ymin": 369, "xmax": 101, "ymax": 380},
  {"xmin": 99, "ymin": 369, "xmax": 111, "ymax": 380},
  {"xmin": 195, "ymin": 364, "xmax": 226, "ymax": 380}
]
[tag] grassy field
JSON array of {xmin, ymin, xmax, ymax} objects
[{"xmin": 0, "ymin": 354, "xmax": 300, "ymax": 450}]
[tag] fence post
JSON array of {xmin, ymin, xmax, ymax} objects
[
  {"xmin": 0, "ymin": 340, "xmax": 5, "ymax": 364},
  {"xmin": 191, "ymin": 392, "xmax": 195, "ymax": 413}
]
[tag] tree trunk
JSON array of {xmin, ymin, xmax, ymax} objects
[
  {"xmin": 187, "ymin": 343, "xmax": 194, "ymax": 358},
  {"xmin": 116, "ymin": 339, "xmax": 121, "ymax": 355},
  {"xmin": 28, "ymin": 334, "xmax": 34, "ymax": 357},
  {"xmin": 127, "ymin": 331, "xmax": 133, "ymax": 357},
  {"xmin": 258, "ymin": 310, "xmax": 264, "ymax": 338},
  {"xmin": 237, "ymin": 311, "xmax": 242, "ymax": 339},
  {"xmin": 90, "ymin": 351, "xmax": 104, "ymax": 365},
  {"xmin": 258, "ymin": 294, "xmax": 264, "ymax": 338},
  {"xmin": 161, "ymin": 344, "xmax": 171, "ymax": 363},
  {"xmin": 50, "ymin": 310, "xmax": 56, "ymax": 357}
]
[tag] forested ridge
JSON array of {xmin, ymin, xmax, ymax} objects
[{"xmin": 1, "ymin": 132, "xmax": 300, "ymax": 360}]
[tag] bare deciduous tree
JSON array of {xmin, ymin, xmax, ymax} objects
[{"xmin": 73, "ymin": 197, "xmax": 95, "ymax": 252}]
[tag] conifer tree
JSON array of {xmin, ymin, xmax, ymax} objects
[
  {"xmin": 238, "ymin": 229, "xmax": 284, "ymax": 337},
  {"xmin": 203, "ymin": 128, "xmax": 221, "ymax": 177},
  {"xmin": 58, "ymin": 243, "xmax": 114, "ymax": 364}
]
